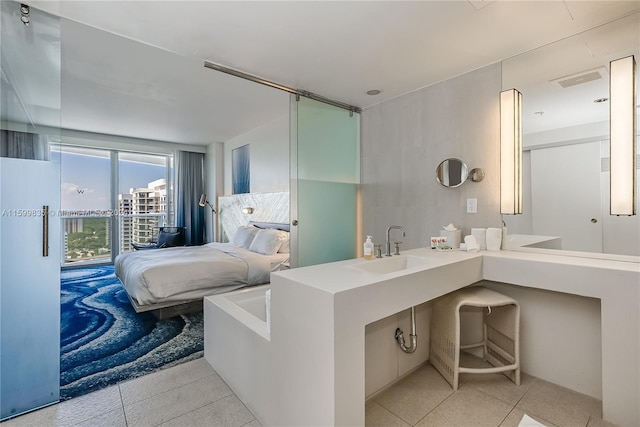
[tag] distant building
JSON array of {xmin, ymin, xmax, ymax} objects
[
  {"xmin": 118, "ymin": 194, "xmax": 133, "ymax": 252},
  {"xmin": 119, "ymin": 179, "xmax": 167, "ymax": 252},
  {"xmin": 64, "ymin": 218, "xmax": 84, "ymax": 234}
]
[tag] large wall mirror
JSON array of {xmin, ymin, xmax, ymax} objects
[{"xmin": 502, "ymin": 12, "xmax": 639, "ymax": 258}]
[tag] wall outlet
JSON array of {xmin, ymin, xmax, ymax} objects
[{"xmin": 467, "ymin": 198, "xmax": 478, "ymax": 214}]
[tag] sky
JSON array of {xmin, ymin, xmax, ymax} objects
[{"xmin": 51, "ymin": 150, "xmax": 167, "ymax": 211}]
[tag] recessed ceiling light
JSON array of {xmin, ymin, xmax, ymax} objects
[
  {"xmin": 594, "ymin": 97, "xmax": 609, "ymax": 103},
  {"xmin": 366, "ymin": 89, "xmax": 382, "ymax": 96}
]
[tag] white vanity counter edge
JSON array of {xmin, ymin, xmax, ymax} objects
[{"xmin": 207, "ymin": 249, "xmax": 639, "ymax": 427}]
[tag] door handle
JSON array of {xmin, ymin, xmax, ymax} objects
[
  {"xmin": 292, "ymin": 220, "xmax": 298, "ymax": 226},
  {"xmin": 42, "ymin": 205, "xmax": 49, "ymax": 257}
]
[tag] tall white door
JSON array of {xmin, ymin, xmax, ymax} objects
[
  {"xmin": 0, "ymin": 158, "xmax": 61, "ymax": 419},
  {"xmin": 530, "ymin": 142, "xmax": 602, "ymax": 252}
]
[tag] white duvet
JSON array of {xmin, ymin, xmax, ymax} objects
[{"xmin": 115, "ymin": 242, "xmax": 288, "ymax": 306}]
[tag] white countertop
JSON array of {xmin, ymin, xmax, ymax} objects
[
  {"xmin": 272, "ymin": 247, "xmax": 639, "ymax": 295},
  {"xmin": 270, "ymin": 246, "xmax": 639, "ymax": 426}
]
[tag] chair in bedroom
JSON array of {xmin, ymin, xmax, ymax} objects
[{"xmin": 132, "ymin": 226, "xmax": 186, "ymax": 250}]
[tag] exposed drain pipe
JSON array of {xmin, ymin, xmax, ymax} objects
[{"xmin": 395, "ymin": 307, "xmax": 417, "ymax": 353}]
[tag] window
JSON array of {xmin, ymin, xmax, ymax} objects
[
  {"xmin": 52, "ymin": 145, "xmax": 172, "ymax": 265},
  {"xmin": 118, "ymin": 152, "xmax": 171, "ymax": 253}
]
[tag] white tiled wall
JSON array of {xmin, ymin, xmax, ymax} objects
[
  {"xmin": 361, "ymin": 63, "xmax": 503, "ymax": 250},
  {"xmin": 361, "ymin": 63, "xmax": 504, "ymax": 397}
]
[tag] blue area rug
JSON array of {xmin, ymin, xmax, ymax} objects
[{"xmin": 60, "ymin": 265, "xmax": 204, "ymax": 400}]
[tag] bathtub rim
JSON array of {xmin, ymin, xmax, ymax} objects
[{"xmin": 205, "ymin": 284, "xmax": 271, "ymax": 341}]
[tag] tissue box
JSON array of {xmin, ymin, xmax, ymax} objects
[{"xmin": 440, "ymin": 229, "xmax": 461, "ymax": 249}]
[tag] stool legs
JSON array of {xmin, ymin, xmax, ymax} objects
[{"xmin": 430, "ymin": 287, "xmax": 520, "ymax": 390}]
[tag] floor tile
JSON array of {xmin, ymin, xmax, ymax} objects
[
  {"xmin": 120, "ymin": 357, "xmax": 215, "ymax": 406},
  {"xmin": 516, "ymin": 379, "xmax": 601, "ymax": 427},
  {"xmin": 415, "ymin": 386, "xmax": 514, "ymax": 427},
  {"xmin": 586, "ymin": 415, "xmax": 619, "ymax": 427},
  {"xmin": 242, "ymin": 420, "xmax": 263, "ymax": 427},
  {"xmin": 500, "ymin": 408, "xmax": 559, "ymax": 427},
  {"xmin": 373, "ymin": 363, "xmax": 454, "ymax": 425},
  {"xmin": 160, "ymin": 394, "xmax": 255, "ymax": 427},
  {"xmin": 365, "ymin": 401, "xmax": 411, "ymax": 427},
  {"xmin": 460, "ymin": 372, "xmax": 535, "ymax": 406},
  {"xmin": 123, "ymin": 374, "xmax": 232, "ymax": 426},
  {"xmin": 72, "ymin": 407, "xmax": 127, "ymax": 427},
  {"xmin": 0, "ymin": 385, "xmax": 122, "ymax": 427}
]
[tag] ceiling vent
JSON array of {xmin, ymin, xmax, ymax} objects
[{"xmin": 550, "ymin": 67, "xmax": 608, "ymax": 88}]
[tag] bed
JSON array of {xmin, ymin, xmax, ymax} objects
[{"xmin": 115, "ymin": 222, "xmax": 290, "ymax": 316}]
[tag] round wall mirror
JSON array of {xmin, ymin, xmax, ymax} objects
[{"xmin": 436, "ymin": 158, "xmax": 468, "ymax": 188}]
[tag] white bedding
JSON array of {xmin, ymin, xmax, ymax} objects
[{"xmin": 115, "ymin": 242, "xmax": 288, "ymax": 306}]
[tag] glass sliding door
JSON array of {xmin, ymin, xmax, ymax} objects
[
  {"xmin": 0, "ymin": 3, "xmax": 61, "ymax": 420},
  {"xmin": 290, "ymin": 96, "xmax": 360, "ymax": 267}
]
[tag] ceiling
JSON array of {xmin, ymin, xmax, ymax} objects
[{"xmin": 7, "ymin": 1, "xmax": 640, "ymax": 145}]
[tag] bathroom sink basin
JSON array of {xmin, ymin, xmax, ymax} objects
[{"xmin": 350, "ymin": 255, "xmax": 433, "ymax": 275}]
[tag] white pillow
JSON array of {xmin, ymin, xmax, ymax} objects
[
  {"xmin": 230, "ymin": 226, "xmax": 259, "ymax": 248},
  {"xmin": 275, "ymin": 230, "xmax": 290, "ymax": 253},
  {"xmin": 249, "ymin": 229, "xmax": 286, "ymax": 255}
]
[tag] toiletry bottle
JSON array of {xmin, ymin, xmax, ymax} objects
[{"xmin": 364, "ymin": 236, "xmax": 374, "ymax": 260}]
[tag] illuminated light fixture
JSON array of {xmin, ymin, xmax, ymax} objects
[
  {"xmin": 242, "ymin": 207, "xmax": 254, "ymax": 214},
  {"xmin": 609, "ymin": 55, "xmax": 636, "ymax": 216},
  {"xmin": 500, "ymin": 89, "xmax": 523, "ymax": 215}
]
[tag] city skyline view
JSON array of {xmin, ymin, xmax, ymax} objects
[
  {"xmin": 51, "ymin": 147, "xmax": 171, "ymax": 263},
  {"xmin": 51, "ymin": 149, "xmax": 168, "ymax": 212}
]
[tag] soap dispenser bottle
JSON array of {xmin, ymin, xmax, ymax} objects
[{"xmin": 364, "ymin": 236, "xmax": 374, "ymax": 260}]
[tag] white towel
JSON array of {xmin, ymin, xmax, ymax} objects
[
  {"xmin": 471, "ymin": 228, "xmax": 487, "ymax": 250},
  {"xmin": 464, "ymin": 235, "xmax": 480, "ymax": 252},
  {"xmin": 486, "ymin": 227, "xmax": 503, "ymax": 251},
  {"xmin": 518, "ymin": 414, "xmax": 547, "ymax": 427}
]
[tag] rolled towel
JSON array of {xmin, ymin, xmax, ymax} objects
[{"xmin": 464, "ymin": 235, "xmax": 480, "ymax": 252}]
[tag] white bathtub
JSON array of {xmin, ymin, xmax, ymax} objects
[
  {"xmin": 205, "ymin": 284, "xmax": 270, "ymax": 340},
  {"xmin": 224, "ymin": 286, "xmax": 269, "ymax": 322},
  {"xmin": 204, "ymin": 284, "xmax": 273, "ymax": 423}
]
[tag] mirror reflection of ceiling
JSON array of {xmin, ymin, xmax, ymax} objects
[
  {"xmin": 1, "ymin": 3, "xmax": 61, "ymax": 127},
  {"xmin": 10, "ymin": 1, "xmax": 640, "ymax": 145},
  {"xmin": 502, "ymin": 12, "xmax": 640, "ymax": 137}
]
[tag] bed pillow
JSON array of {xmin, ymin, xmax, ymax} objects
[
  {"xmin": 275, "ymin": 230, "xmax": 290, "ymax": 253},
  {"xmin": 249, "ymin": 229, "xmax": 287, "ymax": 255},
  {"xmin": 230, "ymin": 225, "xmax": 259, "ymax": 248}
]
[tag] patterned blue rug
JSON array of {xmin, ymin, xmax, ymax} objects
[{"xmin": 60, "ymin": 265, "xmax": 204, "ymax": 400}]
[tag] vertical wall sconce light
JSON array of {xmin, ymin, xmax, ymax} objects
[
  {"xmin": 609, "ymin": 55, "xmax": 636, "ymax": 216},
  {"xmin": 500, "ymin": 89, "xmax": 523, "ymax": 215}
]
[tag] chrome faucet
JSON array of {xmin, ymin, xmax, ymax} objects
[{"xmin": 385, "ymin": 225, "xmax": 405, "ymax": 256}]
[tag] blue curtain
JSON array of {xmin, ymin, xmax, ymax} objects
[
  {"xmin": 232, "ymin": 144, "xmax": 250, "ymax": 194},
  {"xmin": 0, "ymin": 130, "xmax": 50, "ymax": 160},
  {"xmin": 175, "ymin": 150, "xmax": 205, "ymax": 246}
]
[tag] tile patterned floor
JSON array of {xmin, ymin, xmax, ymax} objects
[
  {"xmin": 366, "ymin": 354, "xmax": 617, "ymax": 427},
  {"xmin": 1, "ymin": 355, "xmax": 619, "ymax": 427}
]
